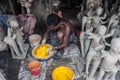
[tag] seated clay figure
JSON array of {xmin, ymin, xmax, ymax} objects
[
  {"xmin": 97, "ymin": 38, "xmax": 120, "ymax": 80},
  {"xmin": 85, "ymin": 25, "xmax": 115, "ymax": 78},
  {"xmin": 4, "ymin": 16, "xmax": 29, "ymax": 59}
]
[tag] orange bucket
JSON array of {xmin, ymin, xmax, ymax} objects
[{"xmin": 28, "ymin": 60, "xmax": 41, "ymax": 76}]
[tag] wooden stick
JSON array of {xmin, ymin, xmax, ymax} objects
[{"xmin": 8, "ymin": 0, "xmax": 15, "ymax": 15}]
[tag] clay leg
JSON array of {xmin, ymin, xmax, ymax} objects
[
  {"xmin": 112, "ymin": 29, "xmax": 119, "ymax": 38},
  {"xmin": 107, "ymin": 19, "xmax": 113, "ymax": 33},
  {"xmin": 82, "ymin": 16, "xmax": 87, "ymax": 31},
  {"xmin": 80, "ymin": 32, "xmax": 85, "ymax": 57},
  {"xmin": 89, "ymin": 59, "xmax": 101, "ymax": 77},
  {"xmin": 85, "ymin": 50, "xmax": 95, "ymax": 75},
  {"xmin": 17, "ymin": 41, "xmax": 24, "ymax": 54},
  {"xmin": 109, "ymin": 68, "xmax": 118, "ymax": 80},
  {"xmin": 97, "ymin": 68, "xmax": 105, "ymax": 80},
  {"xmin": 85, "ymin": 39, "xmax": 91, "ymax": 56},
  {"xmin": 4, "ymin": 37, "xmax": 21, "ymax": 56},
  {"xmin": 104, "ymin": 72, "xmax": 112, "ymax": 80}
]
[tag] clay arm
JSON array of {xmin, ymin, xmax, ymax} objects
[
  {"xmin": 101, "ymin": 13, "xmax": 106, "ymax": 20},
  {"xmin": 12, "ymin": 34, "xmax": 16, "ymax": 40},
  {"xmin": 102, "ymin": 38, "xmax": 111, "ymax": 46},
  {"xmin": 94, "ymin": 50, "xmax": 107, "ymax": 59},
  {"xmin": 85, "ymin": 32, "xmax": 96, "ymax": 39},
  {"xmin": 104, "ymin": 29, "xmax": 115, "ymax": 38},
  {"xmin": 95, "ymin": 45, "xmax": 104, "ymax": 51},
  {"xmin": 116, "ymin": 56, "xmax": 120, "ymax": 69},
  {"xmin": 20, "ymin": 27, "xmax": 23, "ymax": 31},
  {"xmin": 7, "ymin": 27, "xmax": 11, "ymax": 37},
  {"xmin": 100, "ymin": 19, "xmax": 108, "ymax": 24},
  {"xmin": 81, "ymin": 16, "xmax": 92, "ymax": 31}
]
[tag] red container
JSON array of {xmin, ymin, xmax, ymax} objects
[
  {"xmin": 28, "ymin": 60, "xmax": 41, "ymax": 76},
  {"xmin": 76, "ymin": 30, "xmax": 80, "ymax": 36}
]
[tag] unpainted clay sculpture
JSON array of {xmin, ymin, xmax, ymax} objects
[
  {"xmin": 80, "ymin": 7, "xmax": 107, "ymax": 57},
  {"xmin": 4, "ymin": 16, "xmax": 29, "ymax": 59},
  {"xmin": 97, "ymin": 38, "xmax": 120, "ymax": 80},
  {"xmin": 19, "ymin": 0, "xmax": 33, "ymax": 14},
  {"xmin": 28, "ymin": 0, "xmax": 34, "ymax": 3},
  {"xmin": 24, "ymin": 1, "xmax": 31, "ymax": 14},
  {"xmin": 107, "ymin": 13, "xmax": 120, "ymax": 33},
  {"xmin": 0, "ymin": 25, "xmax": 7, "ymax": 51},
  {"xmin": 91, "ymin": 7, "xmax": 107, "ymax": 30},
  {"xmin": 86, "ymin": 0, "xmax": 102, "ymax": 10},
  {"xmin": 19, "ymin": 0, "xmax": 27, "ymax": 7},
  {"xmin": 80, "ymin": 8, "xmax": 95, "ymax": 57},
  {"xmin": 85, "ymin": 25, "xmax": 115, "ymax": 78}
]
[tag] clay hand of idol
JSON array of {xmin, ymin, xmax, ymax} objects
[{"xmin": 47, "ymin": 47, "xmax": 53, "ymax": 54}]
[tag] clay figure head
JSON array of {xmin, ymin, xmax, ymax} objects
[
  {"xmin": 20, "ymin": 0, "xmax": 27, "ymax": 7},
  {"xmin": 98, "ymin": 25, "xmax": 106, "ymax": 36},
  {"xmin": 25, "ymin": 1, "xmax": 31, "ymax": 8},
  {"xmin": 9, "ymin": 20, "xmax": 19, "ymax": 28},
  {"xmin": 111, "ymin": 38, "xmax": 120, "ymax": 54},
  {"xmin": 96, "ymin": 7, "xmax": 103, "ymax": 16},
  {"xmin": 28, "ymin": 0, "xmax": 34, "ymax": 2},
  {"xmin": 7, "ymin": 16, "xmax": 19, "ymax": 28}
]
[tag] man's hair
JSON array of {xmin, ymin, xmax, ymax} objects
[{"xmin": 46, "ymin": 13, "xmax": 60, "ymax": 26}]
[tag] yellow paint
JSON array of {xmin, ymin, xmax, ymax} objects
[
  {"xmin": 34, "ymin": 44, "xmax": 52, "ymax": 59},
  {"xmin": 52, "ymin": 66, "xmax": 74, "ymax": 80}
]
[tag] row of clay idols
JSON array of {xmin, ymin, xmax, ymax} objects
[{"xmin": 77, "ymin": 2, "xmax": 120, "ymax": 80}]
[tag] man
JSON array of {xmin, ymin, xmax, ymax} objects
[{"xmin": 41, "ymin": 13, "xmax": 75, "ymax": 59}]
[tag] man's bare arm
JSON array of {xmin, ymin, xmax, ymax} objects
[
  {"xmin": 41, "ymin": 28, "xmax": 49, "ymax": 44},
  {"xmin": 54, "ymin": 26, "xmax": 70, "ymax": 50}
]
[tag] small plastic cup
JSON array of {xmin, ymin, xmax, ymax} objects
[
  {"xmin": 29, "ymin": 34, "xmax": 41, "ymax": 48},
  {"xmin": 28, "ymin": 60, "xmax": 41, "ymax": 77}
]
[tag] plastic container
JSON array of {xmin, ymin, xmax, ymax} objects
[
  {"xmin": 28, "ymin": 60, "xmax": 41, "ymax": 77},
  {"xmin": 29, "ymin": 34, "xmax": 41, "ymax": 48}
]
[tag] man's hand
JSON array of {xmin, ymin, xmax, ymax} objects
[
  {"xmin": 41, "ymin": 39, "xmax": 46, "ymax": 44},
  {"xmin": 53, "ymin": 46, "xmax": 58, "ymax": 50},
  {"xmin": 47, "ymin": 47, "xmax": 53, "ymax": 54}
]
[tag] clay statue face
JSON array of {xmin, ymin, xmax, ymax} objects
[
  {"xmin": 28, "ymin": 0, "xmax": 34, "ymax": 2},
  {"xmin": 111, "ymin": 38, "xmax": 120, "ymax": 54},
  {"xmin": 20, "ymin": 0, "xmax": 27, "ymax": 7},
  {"xmin": 98, "ymin": 25, "xmax": 106, "ymax": 36},
  {"xmin": 88, "ymin": 3, "xmax": 94, "ymax": 10},
  {"xmin": 96, "ymin": 7, "xmax": 102, "ymax": 16},
  {"xmin": 25, "ymin": 2, "xmax": 31, "ymax": 8},
  {"xmin": 9, "ymin": 20, "xmax": 18, "ymax": 28}
]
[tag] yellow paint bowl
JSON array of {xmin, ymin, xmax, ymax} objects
[
  {"xmin": 52, "ymin": 66, "xmax": 74, "ymax": 80},
  {"xmin": 32, "ymin": 44, "xmax": 55, "ymax": 61}
]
